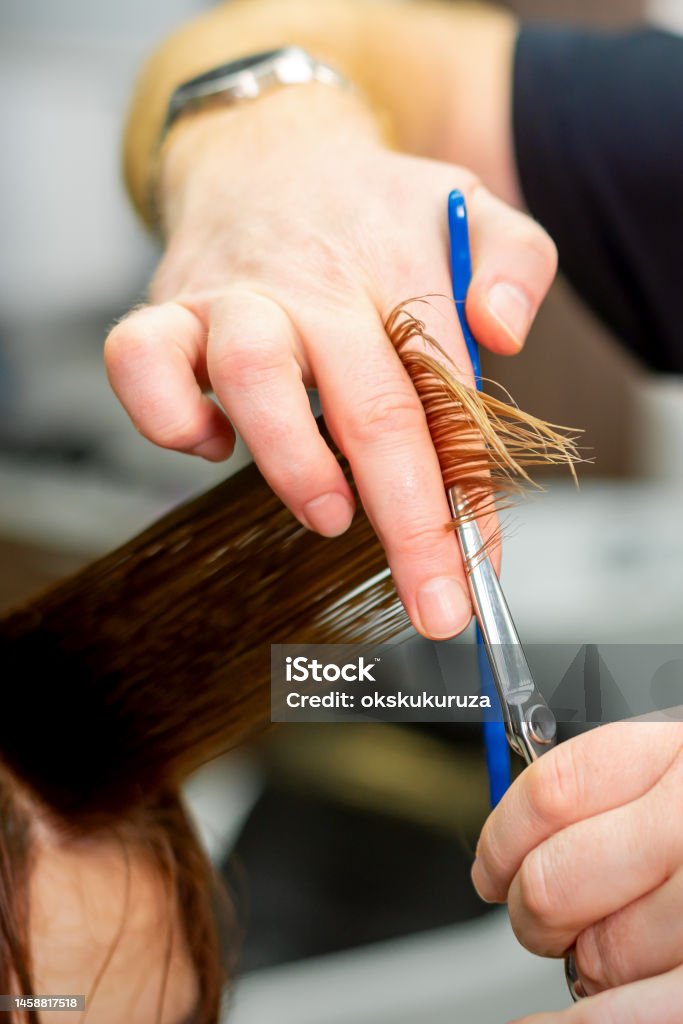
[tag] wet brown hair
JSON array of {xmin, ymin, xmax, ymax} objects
[
  {"xmin": 0, "ymin": 302, "xmax": 581, "ymax": 1021},
  {"xmin": 0, "ymin": 448, "xmax": 401, "ymax": 1022},
  {"xmin": 387, "ymin": 301, "xmax": 581, "ymax": 522}
]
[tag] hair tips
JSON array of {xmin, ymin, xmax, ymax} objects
[{"xmin": 386, "ymin": 299, "xmax": 583, "ymax": 532}]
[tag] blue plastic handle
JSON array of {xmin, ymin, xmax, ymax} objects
[{"xmin": 447, "ymin": 189, "xmax": 510, "ymax": 807}]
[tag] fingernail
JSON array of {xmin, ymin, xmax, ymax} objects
[
  {"xmin": 487, "ymin": 282, "xmax": 534, "ymax": 346},
  {"xmin": 302, "ymin": 493, "xmax": 354, "ymax": 537},
  {"xmin": 416, "ymin": 576, "xmax": 471, "ymax": 639}
]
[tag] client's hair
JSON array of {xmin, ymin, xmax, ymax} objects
[
  {"xmin": 0, "ymin": 451, "xmax": 402, "ymax": 1022},
  {"xmin": 0, "ymin": 302, "xmax": 580, "ymax": 1021}
]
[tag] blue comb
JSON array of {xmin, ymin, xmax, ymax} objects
[{"xmin": 447, "ymin": 190, "xmax": 511, "ymax": 807}]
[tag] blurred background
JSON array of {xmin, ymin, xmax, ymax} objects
[{"xmin": 1, "ymin": 1, "xmax": 682, "ymax": 1022}]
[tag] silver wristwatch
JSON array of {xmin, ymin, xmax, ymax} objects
[{"xmin": 162, "ymin": 46, "xmax": 350, "ymax": 141}]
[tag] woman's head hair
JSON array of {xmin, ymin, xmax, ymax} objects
[{"xmin": 0, "ymin": 768, "xmax": 228, "ymax": 1024}]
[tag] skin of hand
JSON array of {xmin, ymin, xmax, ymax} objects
[
  {"xmin": 472, "ymin": 722, "xmax": 683, "ymax": 1022},
  {"xmin": 508, "ymin": 966, "xmax": 683, "ymax": 1024},
  {"xmin": 105, "ymin": 83, "xmax": 557, "ymax": 641}
]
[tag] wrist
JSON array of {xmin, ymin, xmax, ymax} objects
[{"xmin": 157, "ymin": 82, "xmax": 384, "ymax": 235}]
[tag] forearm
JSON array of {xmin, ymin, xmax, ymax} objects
[{"xmin": 123, "ymin": 0, "xmax": 520, "ymax": 224}]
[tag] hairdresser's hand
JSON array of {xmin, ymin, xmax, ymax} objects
[
  {"xmin": 509, "ymin": 967, "xmax": 683, "ymax": 1024},
  {"xmin": 473, "ymin": 722, "xmax": 683, "ymax": 1014},
  {"xmin": 105, "ymin": 85, "xmax": 557, "ymax": 640}
]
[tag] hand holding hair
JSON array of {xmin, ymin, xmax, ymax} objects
[{"xmin": 107, "ymin": 79, "xmax": 559, "ymax": 643}]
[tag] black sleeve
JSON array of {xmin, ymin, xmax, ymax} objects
[{"xmin": 513, "ymin": 25, "xmax": 683, "ymax": 373}]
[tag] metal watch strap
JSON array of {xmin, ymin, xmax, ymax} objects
[
  {"xmin": 162, "ymin": 46, "xmax": 350, "ymax": 141},
  {"xmin": 149, "ymin": 46, "xmax": 350, "ymax": 227}
]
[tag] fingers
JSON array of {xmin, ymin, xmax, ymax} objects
[
  {"xmin": 304, "ymin": 300, "xmax": 473, "ymax": 640},
  {"xmin": 575, "ymin": 867, "xmax": 683, "ymax": 995},
  {"xmin": 104, "ymin": 303, "xmax": 234, "ymax": 461},
  {"xmin": 510, "ymin": 963, "xmax": 683, "ymax": 1024},
  {"xmin": 465, "ymin": 184, "xmax": 558, "ymax": 355},
  {"xmin": 206, "ymin": 288, "xmax": 355, "ymax": 537},
  {"xmin": 106, "ymin": 293, "xmax": 355, "ymax": 537},
  {"xmin": 571, "ymin": 748, "xmax": 683, "ymax": 993},
  {"xmin": 506, "ymin": 782, "xmax": 677, "ymax": 956},
  {"xmin": 472, "ymin": 722, "xmax": 682, "ymax": 902}
]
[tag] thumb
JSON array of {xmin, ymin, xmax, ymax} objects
[{"xmin": 465, "ymin": 186, "xmax": 558, "ymax": 355}]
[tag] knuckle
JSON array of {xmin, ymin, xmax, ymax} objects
[
  {"xmin": 312, "ymin": 249, "xmax": 358, "ymax": 294},
  {"xmin": 463, "ymin": 178, "xmax": 488, "ymax": 209},
  {"xmin": 209, "ymin": 340, "xmax": 288, "ymax": 391},
  {"xmin": 103, "ymin": 318, "xmax": 145, "ymax": 375},
  {"xmin": 388, "ymin": 517, "xmax": 451, "ymax": 561},
  {"xmin": 457, "ymin": 170, "xmax": 482, "ymax": 194},
  {"xmin": 151, "ymin": 420, "xmax": 199, "ymax": 452},
  {"xmin": 346, "ymin": 387, "xmax": 425, "ymax": 446},
  {"xmin": 104, "ymin": 309, "xmax": 170, "ymax": 381},
  {"xmin": 520, "ymin": 223, "xmax": 558, "ymax": 279},
  {"xmin": 576, "ymin": 919, "xmax": 629, "ymax": 992},
  {"xmin": 536, "ymin": 228, "xmax": 559, "ymax": 278},
  {"xmin": 141, "ymin": 407, "xmax": 203, "ymax": 451},
  {"xmin": 268, "ymin": 458, "xmax": 321, "ymax": 499},
  {"xmin": 516, "ymin": 849, "xmax": 558, "ymax": 928},
  {"xmin": 468, "ymin": 179, "xmax": 557, "ymax": 281},
  {"xmin": 476, "ymin": 825, "xmax": 512, "ymax": 899},
  {"xmin": 526, "ymin": 744, "xmax": 580, "ymax": 828}
]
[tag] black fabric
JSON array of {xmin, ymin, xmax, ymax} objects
[{"xmin": 513, "ymin": 26, "xmax": 683, "ymax": 373}]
